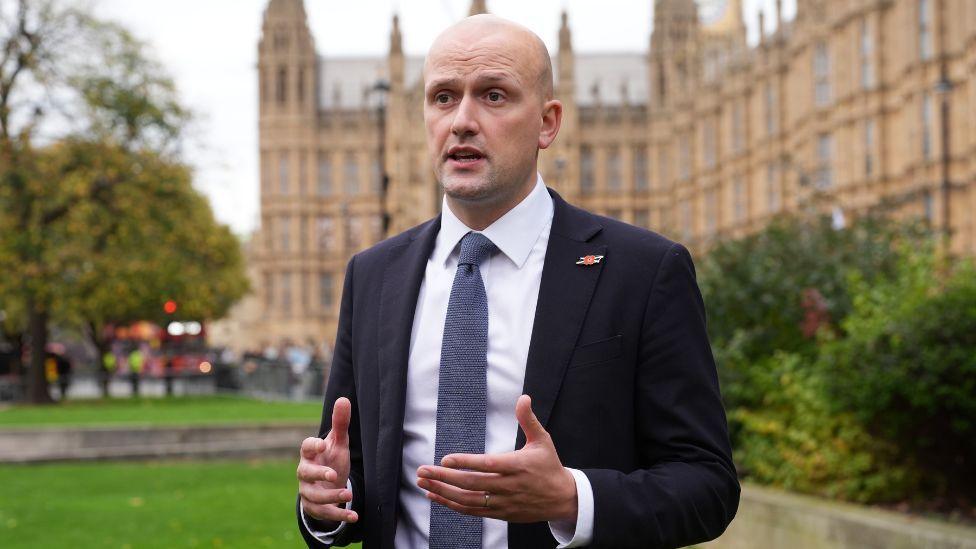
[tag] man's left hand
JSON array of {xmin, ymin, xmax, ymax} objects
[{"xmin": 416, "ymin": 394, "xmax": 578, "ymax": 523}]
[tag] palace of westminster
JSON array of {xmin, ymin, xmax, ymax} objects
[{"xmin": 211, "ymin": 0, "xmax": 976, "ymax": 348}]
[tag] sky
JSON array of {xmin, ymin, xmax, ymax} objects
[{"xmin": 93, "ymin": 0, "xmax": 797, "ymax": 236}]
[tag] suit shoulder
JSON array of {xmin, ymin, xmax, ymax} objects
[
  {"xmin": 347, "ymin": 217, "xmax": 438, "ymax": 268},
  {"xmin": 593, "ymin": 213, "xmax": 682, "ymax": 258}
]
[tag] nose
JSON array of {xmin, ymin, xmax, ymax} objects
[{"xmin": 450, "ymin": 95, "xmax": 480, "ymax": 137}]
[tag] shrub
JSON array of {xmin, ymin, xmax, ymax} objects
[
  {"xmin": 730, "ymin": 351, "xmax": 915, "ymax": 503},
  {"xmin": 820, "ymin": 249, "xmax": 976, "ymax": 499}
]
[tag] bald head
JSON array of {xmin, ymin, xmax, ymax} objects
[{"xmin": 424, "ymin": 14, "xmax": 553, "ymax": 101}]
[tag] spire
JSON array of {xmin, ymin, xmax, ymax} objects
[
  {"xmin": 558, "ymin": 10, "xmax": 572, "ymax": 53},
  {"xmin": 389, "ymin": 13, "xmax": 402, "ymax": 55},
  {"xmin": 265, "ymin": 0, "xmax": 307, "ymax": 20},
  {"xmin": 758, "ymin": 9, "xmax": 766, "ymax": 45},
  {"xmin": 468, "ymin": 0, "xmax": 487, "ymax": 16}
]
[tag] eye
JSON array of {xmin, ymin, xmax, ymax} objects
[
  {"xmin": 486, "ymin": 91, "xmax": 503, "ymax": 102},
  {"xmin": 434, "ymin": 92, "xmax": 453, "ymax": 104}
]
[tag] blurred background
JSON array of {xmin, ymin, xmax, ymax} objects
[{"xmin": 1, "ymin": 0, "xmax": 974, "ymax": 547}]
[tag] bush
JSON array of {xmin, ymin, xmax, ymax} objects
[
  {"xmin": 730, "ymin": 351, "xmax": 915, "ymax": 503},
  {"xmin": 819, "ymin": 249, "xmax": 976, "ymax": 499},
  {"xmin": 700, "ymin": 215, "xmax": 929, "ymax": 366}
]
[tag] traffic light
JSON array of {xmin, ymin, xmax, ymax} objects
[{"xmin": 163, "ymin": 300, "xmax": 178, "ymax": 315}]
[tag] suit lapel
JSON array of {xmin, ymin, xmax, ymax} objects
[
  {"xmin": 518, "ymin": 190, "xmax": 605, "ymax": 449},
  {"xmin": 375, "ymin": 217, "xmax": 439, "ymax": 516}
]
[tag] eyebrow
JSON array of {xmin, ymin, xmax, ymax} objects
[{"xmin": 425, "ymin": 72, "xmax": 519, "ymax": 94}]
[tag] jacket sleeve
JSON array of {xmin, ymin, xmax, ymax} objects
[
  {"xmin": 583, "ymin": 242, "xmax": 740, "ymax": 548},
  {"xmin": 297, "ymin": 256, "xmax": 367, "ymax": 548}
]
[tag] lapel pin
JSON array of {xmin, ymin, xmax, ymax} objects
[{"xmin": 576, "ymin": 255, "xmax": 604, "ymax": 266}]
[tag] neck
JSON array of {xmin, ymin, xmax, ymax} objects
[{"xmin": 446, "ymin": 175, "xmax": 536, "ymax": 231}]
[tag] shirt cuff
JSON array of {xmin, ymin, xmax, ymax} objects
[
  {"xmin": 547, "ymin": 468, "xmax": 594, "ymax": 548},
  {"xmin": 300, "ymin": 479, "xmax": 353, "ymax": 543}
]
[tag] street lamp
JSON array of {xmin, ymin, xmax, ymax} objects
[
  {"xmin": 935, "ymin": 75, "xmax": 952, "ymax": 248},
  {"xmin": 371, "ymin": 79, "xmax": 391, "ymax": 236}
]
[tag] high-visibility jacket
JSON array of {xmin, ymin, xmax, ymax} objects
[{"xmin": 128, "ymin": 350, "xmax": 144, "ymax": 373}]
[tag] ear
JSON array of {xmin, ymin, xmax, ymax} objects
[{"xmin": 538, "ymin": 99, "xmax": 563, "ymax": 150}]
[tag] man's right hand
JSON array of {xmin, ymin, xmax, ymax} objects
[{"xmin": 298, "ymin": 397, "xmax": 359, "ymax": 523}]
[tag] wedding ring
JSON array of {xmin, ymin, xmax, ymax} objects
[{"xmin": 484, "ymin": 492, "xmax": 491, "ymax": 508}]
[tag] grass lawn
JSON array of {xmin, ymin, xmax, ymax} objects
[
  {"xmin": 0, "ymin": 396, "xmax": 322, "ymax": 428},
  {"xmin": 0, "ymin": 459, "xmax": 362, "ymax": 548}
]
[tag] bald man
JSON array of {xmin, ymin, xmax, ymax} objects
[{"xmin": 296, "ymin": 15, "xmax": 739, "ymax": 549}]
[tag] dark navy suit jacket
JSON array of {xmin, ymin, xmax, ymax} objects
[{"xmin": 298, "ymin": 189, "xmax": 739, "ymax": 548}]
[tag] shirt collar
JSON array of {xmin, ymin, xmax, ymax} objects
[{"xmin": 434, "ymin": 173, "xmax": 553, "ymax": 269}]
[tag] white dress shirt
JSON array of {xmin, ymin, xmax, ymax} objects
[{"xmin": 304, "ymin": 175, "xmax": 594, "ymax": 547}]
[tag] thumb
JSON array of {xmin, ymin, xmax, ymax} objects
[
  {"xmin": 515, "ymin": 394, "xmax": 548, "ymax": 444},
  {"xmin": 330, "ymin": 397, "xmax": 352, "ymax": 447}
]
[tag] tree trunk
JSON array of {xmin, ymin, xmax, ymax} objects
[
  {"xmin": 87, "ymin": 321, "xmax": 112, "ymax": 399},
  {"xmin": 26, "ymin": 299, "xmax": 53, "ymax": 404}
]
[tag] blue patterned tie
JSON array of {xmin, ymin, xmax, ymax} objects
[{"xmin": 429, "ymin": 232, "xmax": 495, "ymax": 549}]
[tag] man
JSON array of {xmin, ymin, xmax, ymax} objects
[{"xmin": 296, "ymin": 14, "xmax": 738, "ymax": 549}]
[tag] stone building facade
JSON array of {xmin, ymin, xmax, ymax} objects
[{"xmin": 241, "ymin": 0, "xmax": 976, "ymax": 349}]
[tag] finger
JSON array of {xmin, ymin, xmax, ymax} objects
[
  {"xmin": 426, "ymin": 491, "xmax": 491, "ymax": 519},
  {"xmin": 440, "ymin": 452, "xmax": 521, "ymax": 474},
  {"xmin": 297, "ymin": 462, "xmax": 338, "ymax": 483},
  {"xmin": 418, "ymin": 477, "xmax": 488, "ymax": 508},
  {"xmin": 299, "ymin": 484, "xmax": 353, "ymax": 506},
  {"xmin": 515, "ymin": 394, "xmax": 548, "ymax": 444},
  {"xmin": 330, "ymin": 397, "xmax": 351, "ymax": 446},
  {"xmin": 417, "ymin": 465, "xmax": 505, "ymax": 493},
  {"xmin": 303, "ymin": 501, "xmax": 359, "ymax": 524},
  {"xmin": 300, "ymin": 436, "xmax": 326, "ymax": 460}
]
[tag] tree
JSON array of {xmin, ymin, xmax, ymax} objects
[
  {"xmin": 38, "ymin": 140, "xmax": 248, "ymax": 396},
  {"xmin": 0, "ymin": 0, "xmax": 241, "ymax": 402}
]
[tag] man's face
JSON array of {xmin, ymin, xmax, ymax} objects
[{"xmin": 423, "ymin": 31, "xmax": 546, "ymax": 205}]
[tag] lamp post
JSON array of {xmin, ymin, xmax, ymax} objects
[
  {"xmin": 935, "ymin": 74, "xmax": 952, "ymax": 249},
  {"xmin": 371, "ymin": 79, "xmax": 391, "ymax": 236}
]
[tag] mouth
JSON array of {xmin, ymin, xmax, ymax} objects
[{"xmin": 446, "ymin": 147, "xmax": 486, "ymax": 167}]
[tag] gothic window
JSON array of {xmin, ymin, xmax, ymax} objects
[
  {"xmin": 633, "ymin": 145, "xmax": 649, "ymax": 191},
  {"xmin": 299, "ymin": 215, "xmax": 308, "ymax": 252},
  {"xmin": 732, "ymin": 100, "xmax": 744, "ymax": 153},
  {"xmin": 278, "ymin": 153, "xmax": 289, "ymax": 195},
  {"xmin": 316, "ymin": 216, "xmax": 334, "ymax": 251},
  {"xmin": 264, "ymin": 271, "xmax": 274, "ymax": 309},
  {"xmin": 634, "ymin": 209, "xmax": 650, "ymax": 229},
  {"xmin": 679, "ymin": 133, "xmax": 692, "ymax": 180},
  {"xmin": 280, "ymin": 216, "xmax": 291, "ymax": 251},
  {"xmin": 922, "ymin": 93, "xmax": 933, "ymax": 160},
  {"xmin": 297, "ymin": 68, "xmax": 305, "ymax": 104},
  {"xmin": 704, "ymin": 189, "xmax": 718, "ymax": 236},
  {"xmin": 607, "ymin": 147, "xmax": 622, "ymax": 192},
  {"xmin": 733, "ymin": 176, "xmax": 747, "ymax": 222},
  {"xmin": 864, "ymin": 119, "xmax": 875, "ymax": 176},
  {"xmin": 767, "ymin": 163, "xmax": 781, "ymax": 213},
  {"xmin": 281, "ymin": 272, "xmax": 292, "ymax": 316},
  {"xmin": 317, "ymin": 153, "xmax": 332, "ymax": 196},
  {"xmin": 580, "ymin": 146, "xmax": 595, "ymax": 195},
  {"xmin": 860, "ymin": 19, "xmax": 875, "ymax": 89},
  {"xmin": 815, "ymin": 133, "xmax": 834, "ymax": 189},
  {"xmin": 764, "ymin": 82, "xmax": 778, "ymax": 136},
  {"xmin": 919, "ymin": 0, "xmax": 933, "ymax": 60},
  {"xmin": 276, "ymin": 66, "xmax": 287, "ymax": 105},
  {"xmin": 344, "ymin": 152, "xmax": 359, "ymax": 195},
  {"xmin": 319, "ymin": 272, "xmax": 334, "ymax": 309},
  {"xmin": 703, "ymin": 119, "xmax": 717, "ymax": 169},
  {"xmin": 814, "ymin": 41, "xmax": 831, "ymax": 107}
]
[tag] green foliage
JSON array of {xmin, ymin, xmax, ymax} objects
[
  {"xmin": 729, "ymin": 352, "xmax": 915, "ymax": 503},
  {"xmin": 819, "ymin": 249, "xmax": 976, "ymax": 497},
  {"xmin": 700, "ymin": 215, "xmax": 929, "ymax": 365}
]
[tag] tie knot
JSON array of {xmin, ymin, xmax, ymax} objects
[{"xmin": 458, "ymin": 232, "xmax": 495, "ymax": 267}]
